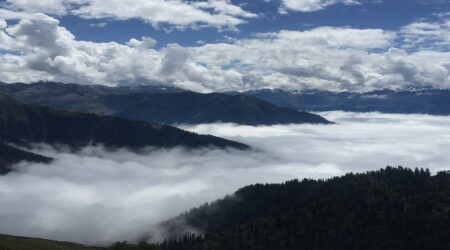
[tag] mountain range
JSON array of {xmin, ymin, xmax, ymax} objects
[
  {"xmin": 242, "ymin": 88, "xmax": 450, "ymax": 115},
  {"xmin": 0, "ymin": 82, "xmax": 330, "ymax": 125}
]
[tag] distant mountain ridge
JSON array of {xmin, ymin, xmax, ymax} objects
[
  {"xmin": 102, "ymin": 92, "xmax": 331, "ymax": 125},
  {"xmin": 242, "ymin": 88, "xmax": 450, "ymax": 115},
  {"xmin": 0, "ymin": 82, "xmax": 331, "ymax": 125}
]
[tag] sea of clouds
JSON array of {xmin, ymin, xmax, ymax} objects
[{"xmin": 1, "ymin": 111, "xmax": 450, "ymax": 245}]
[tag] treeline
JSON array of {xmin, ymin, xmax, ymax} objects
[
  {"xmin": 110, "ymin": 167, "xmax": 450, "ymax": 250},
  {"xmin": 0, "ymin": 142, "xmax": 52, "ymax": 174}
]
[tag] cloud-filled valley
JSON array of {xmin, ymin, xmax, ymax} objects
[{"xmin": 1, "ymin": 111, "xmax": 449, "ymax": 246}]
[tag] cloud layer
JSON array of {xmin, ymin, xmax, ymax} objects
[
  {"xmin": 280, "ymin": 0, "xmax": 361, "ymax": 12},
  {"xmin": 0, "ymin": 11, "xmax": 449, "ymax": 92},
  {"xmin": 1, "ymin": 0, "xmax": 256, "ymax": 29},
  {"xmin": 1, "ymin": 112, "xmax": 450, "ymax": 245}
]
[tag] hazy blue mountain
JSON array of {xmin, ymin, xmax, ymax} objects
[
  {"xmin": 101, "ymin": 92, "xmax": 331, "ymax": 125},
  {"xmin": 0, "ymin": 82, "xmax": 185, "ymax": 115},
  {"xmin": 242, "ymin": 88, "xmax": 450, "ymax": 115},
  {"xmin": 0, "ymin": 82, "xmax": 330, "ymax": 125}
]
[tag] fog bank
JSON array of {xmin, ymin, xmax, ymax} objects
[{"xmin": 1, "ymin": 112, "xmax": 449, "ymax": 245}]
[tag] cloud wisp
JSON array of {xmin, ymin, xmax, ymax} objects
[
  {"xmin": 0, "ymin": 0, "xmax": 257, "ymax": 30},
  {"xmin": 1, "ymin": 112, "xmax": 450, "ymax": 245}
]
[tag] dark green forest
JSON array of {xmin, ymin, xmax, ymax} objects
[
  {"xmin": 110, "ymin": 167, "xmax": 450, "ymax": 250},
  {"xmin": 0, "ymin": 142, "xmax": 52, "ymax": 174}
]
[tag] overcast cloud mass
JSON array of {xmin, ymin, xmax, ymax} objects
[{"xmin": 1, "ymin": 112, "xmax": 450, "ymax": 246}]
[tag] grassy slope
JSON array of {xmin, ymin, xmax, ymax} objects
[{"xmin": 0, "ymin": 234, "xmax": 102, "ymax": 250}]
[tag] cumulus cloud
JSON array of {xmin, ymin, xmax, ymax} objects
[
  {"xmin": 0, "ymin": 19, "xmax": 6, "ymax": 30},
  {"xmin": 127, "ymin": 36, "xmax": 157, "ymax": 49},
  {"xmin": 1, "ymin": 0, "xmax": 70, "ymax": 15},
  {"xmin": 280, "ymin": 0, "xmax": 362, "ymax": 12},
  {"xmin": 400, "ymin": 18, "xmax": 450, "ymax": 51},
  {"xmin": 0, "ymin": 12, "xmax": 449, "ymax": 92},
  {"xmin": 192, "ymin": 27, "xmax": 449, "ymax": 91},
  {"xmin": 1, "ymin": 0, "xmax": 256, "ymax": 30},
  {"xmin": 193, "ymin": 0, "xmax": 258, "ymax": 18},
  {"xmin": 0, "ymin": 13, "xmax": 245, "ymax": 91},
  {"xmin": 1, "ymin": 112, "xmax": 450, "ymax": 245}
]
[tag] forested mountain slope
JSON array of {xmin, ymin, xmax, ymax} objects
[{"xmin": 0, "ymin": 82, "xmax": 330, "ymax": 125}]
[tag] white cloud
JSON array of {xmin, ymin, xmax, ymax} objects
[
  {"xmin": 89, "ymin": 22, "xmax": 107, "ymax": 28},
  {"xmin": 280, "ymin": 0, "xmax": 361, "ymax": 12},
  {"xmin": 127, "ymin": 36, "xmax": 157, "ymax": 49},
  {"xmin": 0, "ymin": 8, "xmax": 38, "ymax": 20},
  {"xmin": 0, "ymin": 19, "xmax": 6, "ymax": 30},
  {"xmin": 0, "ymin": 13, "xmax": 449, "ymax": 92},
  {"xmin": 193, "ymin": 0, "xmax": 258, "ymax": 18},
  {"xmin": 1, "ymin": 0, "xmax": 256, "ymax": 30},
  {"xmin": 400, "ymin": 19, "xmax": 450, "ymax": 51},
  {"xmin": 2, "ymin": 0, "xmax": 70, "ymax": 15},
  {"xmin": 1, "ymin": 112, "xmax": 450, "ymax": 245}
]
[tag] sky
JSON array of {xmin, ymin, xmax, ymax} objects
[
  {"xmin": 0, "ymin": 0, "xmax": 449, "ymax": 92},
  {"xmin": 1, "ymin": 111, "xmax": 450, "ymax": 245}
]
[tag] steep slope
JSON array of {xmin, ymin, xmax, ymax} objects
[
  {"xmin": 0, "ymin": 142, "xmax": 52, "ymax": 174},
  {"xmin": 0, "ymin": 82, "xmax": 331, "ymax": 125},
  {"xmin": 0, "ymin": 91, "xmax": 23, "ymax": 105},
  {"xmin": 244, "ymin": 88, "xmax": 450, "ymax": 115},
  {"xmin": 0, "ymin": 103, "xmax": 249, "ymax": 150},
  {"xmin": 157, "ymin": 167, "xmax": 450, "ymax": 250}
]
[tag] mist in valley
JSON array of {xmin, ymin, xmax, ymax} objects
[{"xmin": 1, "ymin": 111, "xmax": 449, "ymax": 245}]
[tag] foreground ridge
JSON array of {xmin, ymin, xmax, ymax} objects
[{"xmin": 157, "ymin": 167, "xmax": 450, "ymax": 250}]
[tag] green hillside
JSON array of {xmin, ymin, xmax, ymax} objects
[{"xmin": 0, "ymin": 234, "xmax": 100, "ymax": 250}]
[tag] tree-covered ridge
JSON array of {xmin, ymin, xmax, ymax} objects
[
  {"xmin": 0, "ymin": 142, "xmax": 52, "ymax": 174},
  {"xmin": 0, "ymin": 103, "xmax": 249, "ymax": 151},
  {"xmin": 138, "ymin": 167, "xmax": 449, "ymax": 250},
  {"xmin": 1, "ymin": 167, "xmax": 449, "ymax": 250}
]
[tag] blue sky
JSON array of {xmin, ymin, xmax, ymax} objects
[
  {"xmin": 56, "ymin": 0, "xmax": 449, "ymax": 47},
  {"xmin": 0, "ymin": 0, "xmax": 449, "ymax": 92}
]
